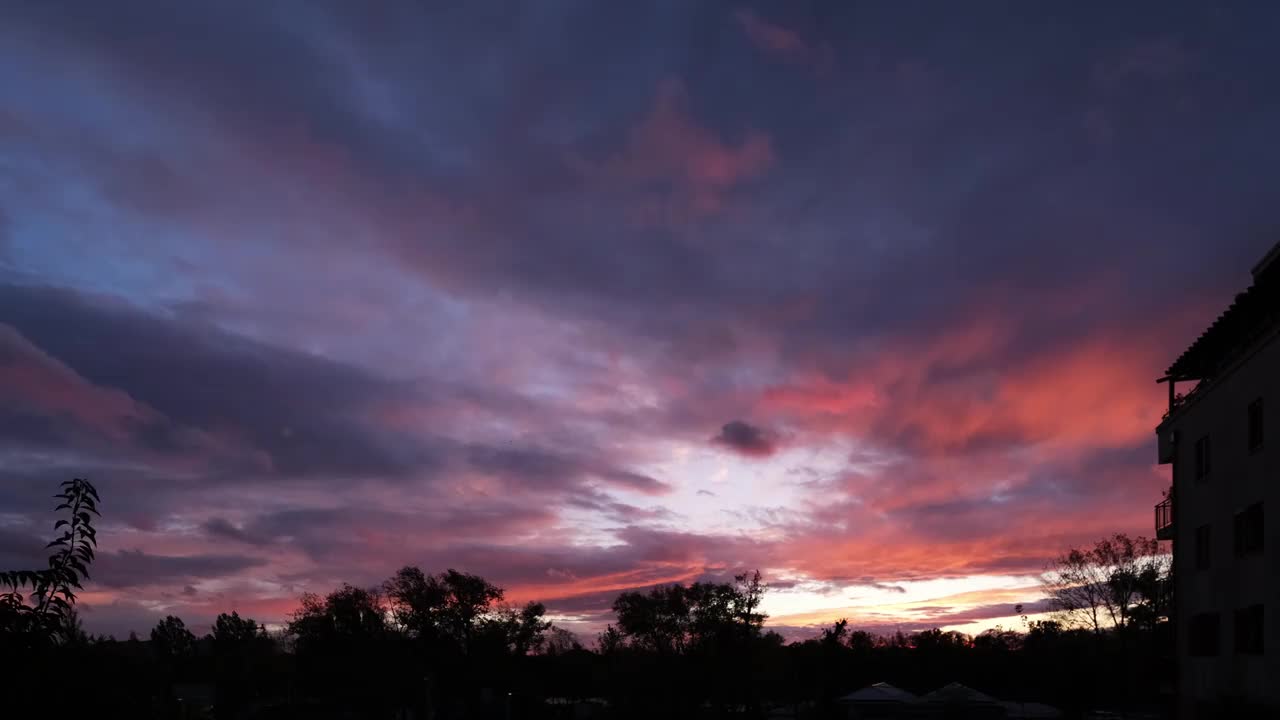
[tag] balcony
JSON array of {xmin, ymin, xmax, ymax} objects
[{"xmin": 1155, "ymin": 495, "xmax": 1174, "ymax": 541}]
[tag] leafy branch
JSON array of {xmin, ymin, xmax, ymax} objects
[{"xmin": 0, "ymin": 478, "xmax": 101, "ymax": 641}]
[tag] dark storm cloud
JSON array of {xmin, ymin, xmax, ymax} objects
[
  {"xmin": 711, "ymin": 420, "xmax": 778, "ymax": 458},
  {"xmin": 92, "ymin": 549, "xmax": 268, "ymax": 589},
  {"xmin": 8, "ymin": 0, "xmax": 1270, "ymax": 368},
  {"xmin": 202, "ymin": 517, "xmax": 272, "ymax": 546},
  {"xmin": 77, "ymin": 599, "xmax": 168, "ymax": 640},
  {"xmin": 0, "ymin": 526, "xmax": 45, "ymax": 569},
  {"xmin": 0, "ymin": 280, "xmax": 670, "ymax": 570},
  {"xmin": 2, "ymin": 1, "xmax": 814, "ymax": 361},
  {"xmin": 4, "ymin": 0, "xmax": 377, "ymax": 157},
  {"xmin": 0, "ymin": 459, "xmax": 229, "ymax": 534},
  {"xmin": 0, "ymin": 282, "xmax": 431, "ymax": 478},
  {"xmin": 0, "ymin": 407, "xmax": 83, "ymax": 452},
  {"xmin": 464, "ymin": 445, "xmax": 670, "ymax": 495},
  {"xmin": 203, "ymin": 501, "xmax": 557, "ymax": 561}
]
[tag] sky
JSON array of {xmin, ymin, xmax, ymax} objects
[{"xmin": 1, "ymin": 0, "xmax": 1278, "ymax": 640}]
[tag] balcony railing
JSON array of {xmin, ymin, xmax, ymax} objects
[{"xmin": 1155, "ymin": 495, "xmax": 1174, "ymax": 540}]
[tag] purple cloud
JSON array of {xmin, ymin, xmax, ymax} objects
[{"xmin": 0, "ymin": 1, "xmax": 1275, "ymax": 639}]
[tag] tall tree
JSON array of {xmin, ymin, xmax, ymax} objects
[
  {"xmin": 1042, "ymin": 533, "xmax": 1169, "ymax": 633},
  {"xmin": 150, "ymin": 615, "xmax": 197, "ymax": 659},
  {"xmin": 612, "ymin": 583, "xmax": 693, "ymax": 654},
  {"xmin": 819, "ymin": 618, "xmax": 850, "ymax": 648},
  {"xmin": 212, "ymin": 611, "xmax": 264, "ymax": 646},
  {"xmin": 596, "ymin": 624, "xmax": 625, "ymax": 654},
  {"xmin": 480, "ymin": 601, "xmax": 552, "ymax": 656},
  {"xmin": 383, "ymin": 567, "xmax": 504, "ymax": 655},
  {"xmin": 211, "ymin": 611, "xmax": 271, "ymax": 719},
  {"xmin": 288, "ymin": 584, "xmax": 396, "ymax": 714},
  {"xmin": 612, "ymin": 571, "xmax": 768, "ymax": 655},
  {"xmin": 289, "ymin": 584, "xmax": 388, "ymax": 650},
  {"xmin": 540, "ymin": 627, "xmax": 583, "ymax": 655}
]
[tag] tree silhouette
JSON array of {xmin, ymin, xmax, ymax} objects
[
  {"xmin": 612, "ymin": 584, "xmax": 693, "ymax": 655},
  {"xmin": 540, "ymin": 626, "xmax": 584, "ymax": 655},
  {"xmin": 381, "ymin": 567, "xmax": 555, "ymax": 716},
  {"xmin": 290, "ymin": 584, "xmax": 389, "ymax": 650},
  {"xmin": 0, "ymin": 520, "xmax": 1185, "ymax": 717},
  {"xmin": 288, "ymin": 584, "xmax": 402, "ymax": 715},
  {"xmin": 56, "ymin": 608, "xmax": 91, "ymax": 646},
  {"xmin": 384, "ymin": 566, "xmax": 505, "ymax": 655},
  {"xmin": 212, "ymin": 610, "xmax": 265, "ymax": 645},
  {"xmin": 211, "ymin": 612, "xmax": 271, "ymax": 719},
  {"xmin": 608, "ymin": 571, "xmax": 770, "ymax": 715},
  {"xmin": 1042, "ymin": 533, "xmax": 1169, "ymax": 633},
  {"xmin": 612, "ymin": 571, "xmax": 765, "ymax": 656},
  {"xmin": 150, "ymin": 615, "xmax": 196, "ymax": 659},
  {"xmin": 0, "ymin": 478, "xmax": 100, "ymax": 646},
  {"xmin": 478, "ymin": 601, "xmax": 552, "ymax": 656},
  {"xmin": 819, "ymin": 617, "xmax": 850, "ymax": 647},
  {"xmin": 596, "ymin": 624, "xmax": 626, "ymax": 655}
]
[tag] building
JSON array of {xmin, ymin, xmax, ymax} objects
[
  {"xmin": 1156, "ymin": 241, "xmax": 1279, "ymax": 714},
  {"xmin": 836, "ymin": 682, "xmax": 1063, "ymax": 720},
  {"xmin": 838, "ymin": 681, "xmax": 919, "ymax": 718},
  {"xmin": 920, "ymin": 683, "xmax": 1005, "ymax": 719}
]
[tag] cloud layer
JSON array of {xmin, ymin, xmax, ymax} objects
[{"xmin": 2, "ymin": 1, "xmax": 1276, "ymax": 638}]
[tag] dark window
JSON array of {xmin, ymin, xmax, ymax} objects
[
  {"xmin": 1248, "ymin": 398, "xmax": 1264, "ymax": 453},
  {"xmin": 1189, "ymin": 613, "xmax": 1220, "ymax": 656},
  {"xmin": 1233, "ymin": 503, "xmax": 1264, "ymax": 557},
  {"xmin": 1194, "ymin": 435, "xmax": 1211, "ymax": 481},
  {"xmin": 1195, "ymin": 524, "xmax": 1212, "ymax": 570},
  {"xmin": 1234, "ymin": 605, "xmax": 1264, "ymax": 655}
]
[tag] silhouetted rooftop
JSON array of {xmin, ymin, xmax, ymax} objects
[
  {"xmin": 923, "ymin": 682, "xmax": 1001, "ymax": 705},
  {"xmin": 1163, "ymin": 240, "xmax": 1280, "ymax": 382},
  {"xmin": 838, "ymin": 681, "xmax": 918, "ymax": 704}
]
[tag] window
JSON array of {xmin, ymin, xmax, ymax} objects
[
  {"xmin": 1233, "ymin": 502, "xmax": 1264, "ymax": 557},
  {"xmin": 1248, "ymin": 398, "xmax": 1264, "ymax": 453},
  {"xmin": 1234, "ymin": 605, "xmax": 1264, "ymax": 655},
  {"xmin": 1195, "ymin": 524, "xmax": 1212, "ymax": 570},
  {"xmin": 1189, "ymin": 613, "xmax": 1220, "ymax": 656},
  {"xmin": 1194, "ymin": 434, "xmax": 1211, "ymax": 481}
]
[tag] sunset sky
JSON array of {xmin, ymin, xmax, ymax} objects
[{"xmin": 2, "ymin": 1, "xmax": 1277, "ymax": 640}]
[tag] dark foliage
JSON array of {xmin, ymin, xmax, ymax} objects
[
  {"xmin": 0, "ymin": 478, "xmax": 100, "ymax": 647},
  {"xmin": 4, "ymin": 490, "xmax": 1180, "ymax": 718},
  {"xmin": 151, "ymin": 615, "xmax": 198, "ymax": 658}
]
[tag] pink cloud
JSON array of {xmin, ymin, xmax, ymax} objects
[
  {"xmin": 735, "ymin": 10, "xmax": 807, "ymax": 57},
  {"xmin": 759, "ymin": 316, "xmax": 1167, "ymax": 457},
  {"xmin": 734, "ymin": 9, "xmax": 833, "ymax": 70},
  {"xmin": 631, "ymin": 79, "xmax": 773, "ymax": 186},
  {"xmin": 573, "ymin": 79, "xmax": 774, "ymax": 223}
]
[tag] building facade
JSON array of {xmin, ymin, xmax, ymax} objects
[{"xmin": 1156, "ymin": 242, "xmax": 1278, "ymax": 714}]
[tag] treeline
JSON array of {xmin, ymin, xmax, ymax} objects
[
  {"xmin": 2, "ymin": 481, "xmax": 1173, "ymax": 718},
  {"xmin": 2, "ymin": 570, "xmax": 1173, "ymax": 719}
]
